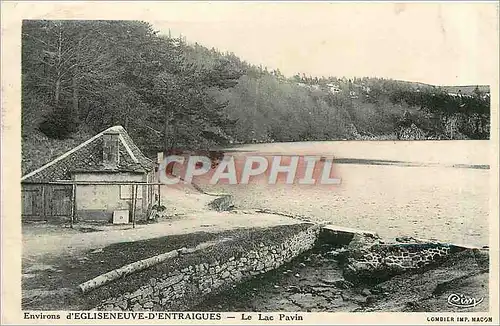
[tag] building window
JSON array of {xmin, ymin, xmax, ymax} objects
[{"xmin": 120, "ymin": 185, "xmax": 143, "ymax": 199}]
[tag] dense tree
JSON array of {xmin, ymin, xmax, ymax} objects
[{"xmin": 22, "ymin": 20, "xmax": 490, "ymax": 169}]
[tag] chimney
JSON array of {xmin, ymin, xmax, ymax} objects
[
  {"xmin": 157, "ymin": 151, "xmax": 164, "ymax": 164},
  {"xmin": 103, "ymin": 131, "xmax": 120, "ymax": 169}
]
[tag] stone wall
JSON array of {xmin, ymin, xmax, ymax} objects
[
  {"xmin": 94, "ymin": 225, "xmax": 320, "ymax": 311},
  {"xmin": 73, "ymin": 172, "xmax": 149, "ymax": 222}
]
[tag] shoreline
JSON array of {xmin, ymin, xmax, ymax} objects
[{"xmin": 22, "ymin": 219, "xmax": 489, "ymax": 312}]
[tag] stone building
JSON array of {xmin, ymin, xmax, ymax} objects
[{"xmin": 21, "ymin": 126, "xmax": 155, "ymax": 222}]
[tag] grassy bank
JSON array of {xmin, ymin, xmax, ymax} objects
[{"xmin": 22, "ymin": 223, "xmax": 312, "ymax": 310}]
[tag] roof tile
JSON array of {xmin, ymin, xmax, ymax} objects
[{"xmin": 22, "ymin": 126, "xmax": 155, "ymax": 183}]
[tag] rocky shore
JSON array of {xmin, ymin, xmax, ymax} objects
[{"xmin": 194, "ymin": 234, "xmax": 489, "ymax": 312}]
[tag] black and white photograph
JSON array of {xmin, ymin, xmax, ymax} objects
[{"xmin": 1, "ymin": 1, "xmax": 498, "ymax": 325}]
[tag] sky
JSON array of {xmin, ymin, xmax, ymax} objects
[
  {"xmin": 2, "ymin": 1, "xmax": 498, "ymax": 86},
  {"xmin": 147, "ymin": 2, "xmax": 498, "ymax": 86}
]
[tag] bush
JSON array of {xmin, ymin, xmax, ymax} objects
[{"xmin": 38, "ymin": 105, "xmax": 78, "ymax": 139}]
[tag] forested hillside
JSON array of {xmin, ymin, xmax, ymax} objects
[{"xmin": 22, "ymin": 20, "xmax": 490, "ymax": 174}]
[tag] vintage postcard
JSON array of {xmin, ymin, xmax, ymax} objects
[{"xmin": 1, "ymin": 1, "xmax": 499, "ymax": 325}]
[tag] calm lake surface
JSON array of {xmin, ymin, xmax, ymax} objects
[{"xmin": 208, "ymin": 140, "xmax": 491, "ymax": 247}]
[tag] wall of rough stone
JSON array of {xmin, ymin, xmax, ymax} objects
[{"xmin": 94, "ymin": 225, "xmax": 320, "ymax": 311}]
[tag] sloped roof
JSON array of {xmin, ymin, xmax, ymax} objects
[{"xmin": 21, "ymin": 126, "xmax": 155, "ymax": 183}]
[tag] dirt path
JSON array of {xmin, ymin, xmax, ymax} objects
[{"xmin": 22, "ymin": 211, "xmax": 301, "ymax": 260}]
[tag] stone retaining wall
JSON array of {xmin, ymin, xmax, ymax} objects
[{"xmin": 94, "ymin": 224, "xmax": 320, "ymax": 311}]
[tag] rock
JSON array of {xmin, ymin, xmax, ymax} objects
[
  {"xmin": 320, "ymin": 277, "xmax": 353, "ymax": 289},
  {"xmin": 132, "ymin": 303, "xmax": 142, "ymax": 311},
  {"xmin": 287, "ymin": 285, "xmax": 301, "ymax": 293},
  {"xmin": 365, "ymin": 250, "xmax": 489, "ymax": 312},
  {"xmin": 365, "ymin": 296, "xmax": 376, "ymax": 304},
  {"xmin": 232, "ymin": 271, "xmax": 243, "ymax": 281},
  {"xmin": 343, "ymin": 259, "xmax": 389, "ymax": 284},
  {"xmin": 163, "ymin": 274, "xmax": 184, "ymax": 287},
  {"xmin": 254, "ymin": 298, "xmax": 298, "ymax": 311},
  {"xmin": 143, "ymin": 286, "xmax": 153, "ymax": 296},
  {"xmin": 143, "ymin": 302, "xmax": 153, "ymax": 309},
  {"xmin": 347, "ymin": 234, "xmax": 381, "ymax": 256},
  {"xmin": 116, "ymin": 300, "xmax": 128, "ymax": 310},
  {"xmin": 341, "ymin": 293, "xmax": 368, "ymax": 304},
  {"xmin": 327, "ymin": 250, "xmax": 340, "ymax": 256},
  {"xmin": 91, "ymin": 248, "xmax": 103, "ymax": 254},
  {"xmin": 320, "ymin": 276, "xmax": 341, "ymax": 285},
  {"xmin": 208, "ymin": 195, "xmax": 234, "ymax": 211},
  {"xmin": 313, "ymin": 287, "xmax": 341, "ymax": 299},
  {"xmin": 327, "ymin": 247, "xmax": 349, "ymax": 258},
  {"xmin": 104, "ymin": 297, "xmax": 118, "ymax": 304},
  {"xmin": 361, "ymin": 288, "xmax": 372, "ymax": 296},
  {"xmin": 130, "ymin": 289, "xmax": 143, "ymax": 299}
]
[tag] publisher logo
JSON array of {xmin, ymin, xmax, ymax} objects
[{"xmin": 447, "ymin": 293, "xmax": 484, "ymax": 308}]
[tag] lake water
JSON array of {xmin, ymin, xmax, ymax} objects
[{"xmin": 206, "ymin": 140, "xmax": 491, "ymax": 247}]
